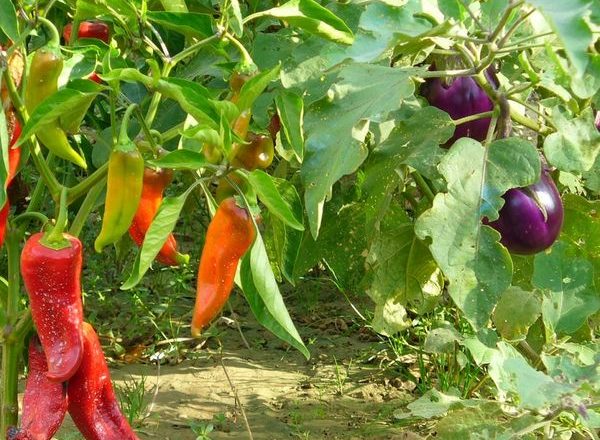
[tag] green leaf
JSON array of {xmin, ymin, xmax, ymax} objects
[
  {"xmin": 366, "ymin": 202, "xmax": 443, "ymax": 335},
  {"xmin": 121, "ymin": 185, "xmax": 194, "ymax": 290},
  {"xmin": 247, "ymin": 170, "xmax": 304, "ymax": 231},
  {"xmin": 149, "ymin": 149, "xmax": 215, "ymax": 170},
  {"xmin": 228, "ymin": 0, "xmax": 243, "ymax": 37},
  {"xmin": 59, "ymin": 80, "xmax": 105, "ymax": 133},
  {"xmin": 527, "ymin": 0, "xmax": 594, "ymax": 78},
  {"xmin": 275, "ymin": 91, "xmax": 304, "ymax": 162},
  {"xmin": 255, "ymin": 0, "xmax": 354, "ymax": 44},
  {"xmin": 544, "ymin": 107, "xmax": 600, "ymax": 175},
  {"xmin": 488, "ymin": 342, "xmax": 574, "ymax": 410},
  {"xmin": 415, "ymin": 138, "xmax": 541, "ymax": 329},
  {"xmin": 367, "ymin": 106, "xmax": 454, "ymax": 182},
  {"xmin": 236, "ymin": 65, "xmax": 281, "ymax": 112},
  {"xmin": 18, "ymin": 80, "xmax": 103, "ymax": 146},
  {"xmin": 561, "ymin": 194, "xmax": 600, "ymax": 287},
  {"xmin": 146, "ymin": 12, "xmax": 213, "ymax": 38},
  {"xmin": 492, "ymin": 287, "xmax": 542, "ymax": 342},
  {"xmin": 533, "ymin": 241, "xmax": 600, "ymax": 335},
  {"xmin": 406, "ymin": 389, "xmax": 480, "ymax": 419},
  {"xmin": 302, "ymin": 64, "xmax": 422, "ymax": 237},
  {"xmin": 0, "ymin": 0, "xmax": 18, "ymax": 41},
  {"xmin": 424, "ymin": 323, "xmax": 463, "ymax": 354},
  {"xmin": 270, "ymin": 215, "xmax": 303, "ymax": 285},
  {"xmin": 239, "ymin": 232, "xmax": 309, "ymax": 359}
]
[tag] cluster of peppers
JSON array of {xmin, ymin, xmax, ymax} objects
[
  {"xmin": 4, "ymin": 21, "xmax": 261, "ymax": 438},
  {"xmin": 421, "ymin": 58, "xmax": 564, "ymax": 255}
]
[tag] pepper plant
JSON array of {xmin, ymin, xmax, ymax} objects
[{"xmin": 0, "ymin": 0, "xmax": 599, "ymax": 438}]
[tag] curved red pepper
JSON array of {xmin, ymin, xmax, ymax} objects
[
  {"xmin": 20, "ymin": 232, "xmax": 84, "ymax": 382},
  {"xmin": 63, "ymin": 21, "xmax": 110, "ymax": 44},
  {"xmin": 128, "ymin": 167, "xmax": 188, "ymax": 266},
  {"xmin": 0, "ymin": 120, "xmax": 23, "ymax": 248},
  {"xmin": 6, "ymin": 336, "xmax": 68, "ymax": 440},
  {"xmin": 67, "ymin": 322, "xmax": 139, "ymax": 440},
  {"xmin": 191, "ymin": 198, "xmax": 255, "ymax": 336}
]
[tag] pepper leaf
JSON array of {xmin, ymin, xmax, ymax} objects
[
  {"xmin": 17, "ymin": 80, "xmax": 103, "ymax": 146},
  {"xmin": 251, "ymin": 0, "xmax": 354, "ymax": 45},
  {"xmin": 247, "ymin": 170, "xmax": 304, "ymax": 231},
  {"xmin": 0, "ymin": 0, "xmax": 18, "ymax": 42},
  {"xmin": 275, "ymin": 91, "xmax": 305, "ymax": 162},
  {"xmin": 239, "ymin": 230, "xmax": 309, "ymax": 359},
  {"xmin": 149, "ymin": 149, "xmax": 216, "ymax": 170},
  {"xmin": 146, "ymin": 12, "xmax": 214, "ymax": 38},
  {"xmin": 235, "ymin": 65, "xmax": 281, "ymax": 112},
  {"xmin": 121, "ymin": 184, "xmax": 195, "ymax": 290}
]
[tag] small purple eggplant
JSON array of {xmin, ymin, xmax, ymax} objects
[
  {"xmin": 422, "ymin": 71, "xmax": 496, "ymax": 146},
  {"xmin": 595, "ymin": 110, "xmax": 600, "ymax": 131},
  {"xmin": 487, "ymin": 168, "xmax": 563, "ymax": 255}
]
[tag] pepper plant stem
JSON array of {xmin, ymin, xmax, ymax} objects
[
  {"xmin": 69, "ymin": 179, "xmax": 105, "ymax": 237},
  {"xmin": 1, "ymin": 229, "xmax": 23, "ymax": 434},
  {"xmin": 67, "ymin": 162, "xmax": 108, "ymax": 204},
  {"xmin": 412, "ymin": 172, "xmax": 435, "ymax": 203}
]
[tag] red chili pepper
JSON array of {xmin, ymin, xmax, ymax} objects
[
  {"xmin": 63, "ymin": 21, "xmax": 110, "ymax": 44},
  {"xmin": 0, "ymin": 120, "xmax": 22, "ymax": 248},
  {"xmin": 6, "ymin": 336, "xmax": 68, "ymax": 440},
  {"xmin": 20, "ymin": 232, "xmax": 84, "ymax": 382},
  {"xmin": 128, "ymin": 167, "xmax": 188, "ymax": 266},
  {"xmin": 67, "ymin": 322, "xmax": 139, "ymax": 440},
  {"xmin": 191, "ymin": 198, "xmax": 255, "ymax": 336}
]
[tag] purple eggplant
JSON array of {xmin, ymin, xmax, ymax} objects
[
  {"xmin": 421, "ymin": 72, "xmax": 496, "ymax": 146},
  {"xmin": 487, "ymin": 168, "xmax": 563, "ymax": 255},
  {"xmin": 595, "ymin": 110, "xmax": 600, "ymax": 131}
]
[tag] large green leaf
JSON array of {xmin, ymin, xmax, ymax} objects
[
  {"xmin": 488, "ymin": 342, "xmax": 574, "ymax": 410},
  {"xmin": 527, "ymin": 0, "xmax": 594, "ymax": 78},
  {"xmin": 275, "ymin": 91, "xmax": 304, "ymax": 162},
  {"xmin": 239, "ymin": 232, "xmax": 309, "ymax": 359},
  {"xmin": 533, "ymin": 241, "xmax": 600, "ymax": 336},
  {"xmin": 561, "ymin": 194, "xmax": 600, "ymax": 286},
  {"xmin": 544, "ymin": 107, "xmax": 600, "ymax": 175},
  {"xmin": 366, "ymin": 202, "xmax": 443, "ymax": 335},
  {"xmin": 492, "ymin": 287, "xmax": 542, "ymax": 342},
  {"xmin": 415, "ymin": 138, "xmax": 540, "ymax": 329},
  {"xmin": 301, "ymin": 64, "xmax": 423, "ymax": 237}
]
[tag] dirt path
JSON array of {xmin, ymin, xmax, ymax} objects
[{"xmin": 47, "ymin": 290, "xmax": 423, "ymax": 439}]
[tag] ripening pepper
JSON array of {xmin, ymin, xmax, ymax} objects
[
  {"xmin": 24, "ymin": 36, "xmax": 87, "ymax": 169},
  {"xmin": 63, "ymin": 21, "xmax": 110, "ymax": 44},
  {"xmin": 95, "ymin": 105, "xmax": 145, "ymax": 253},
  {"xmin": 21, "ymin": 231, "xmax": 85, "ymax": 382},
  {"xmin": 67, "ymin": 322, "xmax": 139, "ymax": 440},
  {"xmin": 0, "ymin": 119, "xmax": 23, "ymax": 248},
  {"xmin": 232, "ymin": 132, "xmax": 274, "ymax": 170},
  {"xmin": 6, "ymin": 336, "xmax": 68, "ymax": 440},
  {"xmin": 129, "ymin": 167, "xmax": 189, "ymax": 266},
  {"xmin": 191, "ymin": 198, "xmax": 255, "ymax": 336}
]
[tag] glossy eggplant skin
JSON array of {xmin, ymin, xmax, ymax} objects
[
  {"xmin": 487, "ymin": 169, "xmax": 563, "ymax": 255},
  {"xmin": 595, "ymin": 110, "xmax": 600, "ymax": 131},
  {"xmin": 422, "ymin": 72, "xmax": 495, "ymax": 146}
]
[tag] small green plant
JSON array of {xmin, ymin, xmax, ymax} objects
[
  {"xmin": 115, "ymin": 374, "xmax": 149, "ymax": 426},
  {"xmin": 190, "ymin": 420, "xmax": 214, "ymax": 440}
]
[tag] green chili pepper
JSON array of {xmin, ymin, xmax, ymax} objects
[
  {"xmin": 25, "ymin": 19, "xmax": 87, "ymax": 169},
  {"xmin": 94, "ymin": 104, "xmax": 144, "ymax": 252}
]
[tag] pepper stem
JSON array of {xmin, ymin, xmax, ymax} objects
[
  {"xmin": 119, "ymin": 104, "xmax": 138, "ymax": 145},
  {"xmin": 40, "ymin": 187, "xmax": 70, "ymax": 249},
  {"xmin": 37, "ymin": 17, "xmax": 61, "ymax": 48}
]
